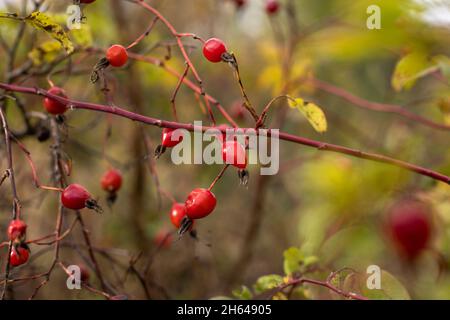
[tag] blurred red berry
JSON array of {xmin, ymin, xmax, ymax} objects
[
  {"xmin": 234, "ymin": 0, "xmax": 246, "ymax": 8},
  {"xmin": 185, "ymin": 188, "xmax": 217, "ymax": 219},
  {"xmin": 79, "ymin": 264, "xmax": 90, "ymax": 282},
  {"xmin": 170, "ymin": 203, "xmax": 189, "ymax": 229},
  {"xmin": 43, "ymin": 86, "xmax": 68, "ymax": 115},
  {"xmin": 161, "ymin": 128, "xmax": 183, "ymax": 148},
  {"xmin": 266, "ymin": 0, "xmax": 280, "ymax": 14},
  {"xmin": 101, "ymin": 169, "xmax": 123, "ymax": 192},
  {"xmin": 203, "ymin": 38, "xmax": 227, "ymax": 63}
]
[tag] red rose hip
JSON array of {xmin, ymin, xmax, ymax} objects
[
  {"xmin": 10, "ymin": 246, "xmax": 30, "ymax": 267},
  {"xmin": 106, "ymin": 44, "xmax": 128, "ymax": 67},
  {"xmin": 222, "ymin": 140, "xmax": 247, "ymax": 169},
  {"xmin": 185, "ymin": 188, "xmax": 217, "ymax": 219},
  {"xmin": 43, "ymin": 86, "xmax": 68, "ymax": 115},
  {"xmin": 7, "ymin": 219, "xmax": 27, "ymax": 241},
  {"xmin": 387, "ymin": 200, "xmax": 432, "ymax": 260},
  {"xmin": 203, "ymin": 38, "xmax": 227, "ymax": 63},
  {"xmin": 61, "ymin": 184, "xmax": 92, "ymax": 210},
  {"xmin": 101, "ymin": 169, "xmax": 123, "ymax": 192}
]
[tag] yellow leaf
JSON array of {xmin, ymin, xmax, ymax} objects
[
  {"xmin": 28, "ymin": 40, "xmax": 63, "ymax": 66},
  {"xmin": 289, "ymin": 98, "xmax": 327, "ymax": 133},
  {"xmin": 25, "ymin": 12, "xmax": 74, "ymax": 54},
  {"xmin": 70, "ymin": 24, "xmax": 93, "ymax": 48},
  {"xmin": 391, "ymin": 51, "xmax": 435, "ymax": 92}
]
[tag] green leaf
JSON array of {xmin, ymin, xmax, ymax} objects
[
  {"xmin": 391, "ymin": 51, "xmax": 435, "ymax": 91},
  {"xmin": 283, "ymin": 247, "xmax": 304, "ymax": 275},
  {"xmin": 253, "ymin": 275, "xmax": 284, "ymax": 294},
  {"xmin": 25, "ymin": 12, "xmax": 74, "ymax": 54},
  {"xmin": 232, "ymin": 286, "xmax": 253, "ymax": 300}
]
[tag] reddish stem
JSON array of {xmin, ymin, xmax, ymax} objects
[
  {"xmin": 0, "ymin": 82, "xmax": 448, "ymax": 184},
  {"xmin": 309, "ymin": 77, "xmax": 450, "ymax": 131}
]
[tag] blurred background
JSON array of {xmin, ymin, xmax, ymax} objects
[{"xmin": 0, "ymin": 0, "xmax": 449, "ymax": 299}]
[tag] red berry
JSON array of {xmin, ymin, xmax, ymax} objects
[
  {"xmin": 154, "ymin": 229, "xmax": 172, "ymax": 248},
  {"xmin": 80, "ymin": 0, "xmax": 96, "ymax": 3},
  {"xmin": 7, "ymin": 220, "xmax": 27, "ymax": 241},
  {"xmin": 161, "ymin": 128, "xmax": 183, "ymax": 148},
  {"xmin": 43, "ymin": 86, "xmax": 68, "ymax": 115},
  {"xmin": 61, "ymin": 184, "xmax": 91, "ymax": 210},
  {"xmin": 203, "ymin": 38, "xmax": 227, "ymax": 63},
  {"xmin": 10, "ymin": 246, "xmax": 30, "ymax": 267},
  {"xmin": 266, "ymin": 0, "xmax": 280, "ymax": 14},
  {"xmin": 101, "ymin": 169, "xmax": 123, "ymax": 192},
  {"xmin": 387, "ymin": 200, "xmax": 432, "ymax": 260},
  {"xmin": 185, "ymin": 188, "xmax": 216, "ymax": 220},
  {"xmin": 170, "ymin": 203, "xmax": 189, "ymax": 229},
  {"xmin": 222, "ymin": 140, "xmax": 247, "ymax": 169},
  {"xmin": 106, "ymin": 44, "xmax": 128, "ymax": 67}
]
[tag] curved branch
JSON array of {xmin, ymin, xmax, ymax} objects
[
  {"xmin": 0, "ymin": 82, "xmax": 448, "ymax": 184},
  {"xmin": 309, "ymin": 77, "xmax": 450, "ymax": 131}
]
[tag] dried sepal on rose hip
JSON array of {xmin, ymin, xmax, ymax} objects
[
  {"xmin": 154, "ymin": 128, "xmax": 183, "ymax": 158},
  {"xmin": 61, "ymin": 183, "xmax": 102, "ymax": 212}
]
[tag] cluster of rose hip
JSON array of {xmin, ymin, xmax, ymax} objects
[{"xmin": 6, "ymin": 9, "xmax": 253, "ymax": 267}]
